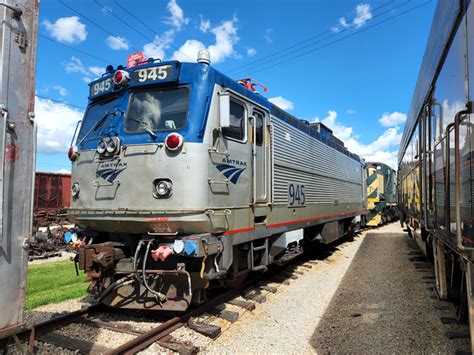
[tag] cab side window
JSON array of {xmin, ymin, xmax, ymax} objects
[
  {"xmin": 253, "ymin": 111, "xmax": 264, "ymax": 146},
  {"xmin": 222, "ymin": 100, "xmax": 246, "ymax": 141}
]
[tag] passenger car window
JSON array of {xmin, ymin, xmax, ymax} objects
[{"xmin": 222, "ymin": 100, "xmax": 245, "ymax": 141}]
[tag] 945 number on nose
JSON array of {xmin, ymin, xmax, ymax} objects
[{"xmin": 288, "ymin": 183, "xmax": 305, "ymax": 206}]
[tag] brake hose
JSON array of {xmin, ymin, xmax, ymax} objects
[{"xmin": 142, "ymin": 240, "xmax": 167, "ymax": 302}]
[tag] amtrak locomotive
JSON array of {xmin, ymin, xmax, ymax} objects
[{"xmin": 69, "ymin": 50, "xmax": 367, "ymax": 311}]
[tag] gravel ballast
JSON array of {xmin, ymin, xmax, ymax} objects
[{"xmin": 205, "ymin": 223, "xmax": 471, "ymax": 353}]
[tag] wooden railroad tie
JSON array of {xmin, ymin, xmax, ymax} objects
[
  {"xmin": 279, "ymin": 270, "xmax": 298, "ymax": 279},
  {"xmin": 209, "ymin": 306, "xmax": 240, "ymax": 323},
  {"xmin": 227, "ymin": 299, "xmax": 256, "ymax": 311},
  {"xmin": 157, "ymin": 338, "xmax": 199, "ymax": 355},
  {"xmin": 187, "ymin": 321, "xmax": 221, "ymax": 339},
  {"xmin": 38, "ymin": 333, "xmax": 112, "ymax": 354},
  {"xmin": 270, "ymin": 274, "xmax": 291, "ymax": 285},
  {"xmin": 242, "ymin": 290, "xmax": 267, "ymax": 303},
  {"xmin": 259, "ymin": 285, "xmax": 278, "ymax": 293}
]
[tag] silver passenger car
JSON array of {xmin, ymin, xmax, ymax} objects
[{"xmin": 398, "ymin": 0, "xmax": 474, "ymax": 350}]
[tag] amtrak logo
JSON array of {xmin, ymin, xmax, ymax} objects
[
  {"xmin": 96, "ymin": 162, "xmax": 128, "ymax": 183},
  {"xmin": 216, "ymin": 158, "xmax": 247, "ymax": 184}
]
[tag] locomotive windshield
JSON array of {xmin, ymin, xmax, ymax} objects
[
  {"xmin": 77, "ymin": 97, "xmax": 119, "ymax": 145},
  {"xmin": 124, "ymin": 87, "xmax": 189, "ymax": 133}
]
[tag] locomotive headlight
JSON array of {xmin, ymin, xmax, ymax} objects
[
  {"xmin": 106, "ymin": 137, "xmax": 119, "ymax": 154},
  {"xmin": 97, "ymin": 139, "xmax": 107, "ymax": 155},
  {"xmin": 71, "ymin": 182, "xmax": 80, "ymax": 198},
  {"xmin": 155, "ymin": 180, "xmax": 173, "ymax": 197}
]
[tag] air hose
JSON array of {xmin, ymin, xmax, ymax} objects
[{"xmin": 142, "ymin": 240, "xmax": 167, "ymax": 302}]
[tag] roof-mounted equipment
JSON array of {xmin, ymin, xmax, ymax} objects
[{"xmin": 237, "ymin": 78, "xmax": 268, "ymax": 95}]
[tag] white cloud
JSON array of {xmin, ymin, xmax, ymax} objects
[
  {"xmin": 199, "ymin": 16, "xmax": 211, "ymax": 32},
  {"xmin": 56, "ymin": 168, "xmax": 71, "ymax": 174},
  {"xmin": 106, "ymin": 35, "xmax": 129, "ymax": 50},
  {"xmin": 65, "ymin": 56, "xmax": 89, "ymax": 76},
  {"xmin": 165, "ymin": 0, "xmax": 189, "ymax": 30},
  {"xmin": 88, "ymin": 66, "xmax": 104, "ymax": 78},
  {"xmin": 268, "ymin": 96, "xmax": 294, "ymax": 111},
  {"xmin": 353, "ymin": 4, "xmax": 372, "ymax": 28},
  {"xmin": 35, "ymin": 96, "xmax": 83, "ymax": 154},
  {"xmin": 64, "ymin": 57, "xmax": 104, "ymax": 82},
  {"xmin": 101, "ymin": 4, "xmax": 112, "ymax": 15},
  {"xmin": 247, "ymin": 48, "xmax": 257, "ymax": 56},
  {"xmin": 346, "ymin": 108, "xmax": 356, "ymax": 114},
  {"xmin": 43, "ymin": 16, "xmax": 87, "ymax": 44},
  {"xmin": 173, "ymin": 17, "xmax": 239, "ymax": 64},
  {"xmin": 207, "ymin": 18, "xmax": 239, "ymax": 63},
  {"xmin": 52, "ymin": 85, "xmax": 67, "ymax": 96},
  {"xmin": 143, "ymin": 30, "xmax": 174, "ymax": 60},
  {"xmin": 264, "ymin": 28, "xmax": 273, "ymax": 43},
  {"xmin": 173, "ymin": 40, "xmax": 206, "ymax": 62},
  {"xmin": 313, "ymin": 110, "xmax": 403, "ymax": 168},
  {"xmin": 331, "ymin": 3, "xmax": 372, "ymax": 32},
  {"xmin": 339, "ymin": 17, "xmax": 349, "ymax": 28},
  {"xmin": 378, "ymin": 111, "xmax": 407, "ymax": 127}
]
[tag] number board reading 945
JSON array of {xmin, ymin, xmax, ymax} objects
[
  {"xmin": 132, "ymin": 65, "xmax": 174, "ymax": 83},
  {"xmin": 90, "ymin": 77, "xmax": 113, "ymax": 98}
]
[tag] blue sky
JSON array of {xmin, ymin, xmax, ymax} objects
[{"xmin": 35, "ymin": 0, "xmax": 436, "ymax": 171}]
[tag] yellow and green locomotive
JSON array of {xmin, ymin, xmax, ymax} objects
[{"xmin": 365, "ymin": 162, "xmax": 397, "ymax": 226}]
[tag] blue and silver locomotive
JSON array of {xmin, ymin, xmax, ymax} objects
[{"xmin": 69, "ymin": 50, "xmax": 367, "ymax": 311}]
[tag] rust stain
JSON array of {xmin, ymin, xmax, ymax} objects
[{"xmin": 6, "ymin": 143, "xmax": 21, "ymax": 162}]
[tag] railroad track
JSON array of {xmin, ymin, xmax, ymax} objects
[{"xmin": 6, "ymin": 233, "xmax": 357, "ymax": 354}]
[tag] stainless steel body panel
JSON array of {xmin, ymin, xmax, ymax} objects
[
  {"xmin": 70, "ymin": 84, "xmax": 366, "ymax": 240},
  {"xmin": 0, "ymin": 0, "xmax": 38, "ymax": 335},
  {"xmin": 400, "ymin": 0, "xmax": 462, "ymax": 159}
]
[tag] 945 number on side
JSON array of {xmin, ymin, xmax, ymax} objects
[{"xmin": 288, "ymin": 183, "xmax": 306, "ymax": 207}]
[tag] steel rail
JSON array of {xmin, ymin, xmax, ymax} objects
[
  {"xmin": 14, "ymin": 303, "xmax": 105, "ymax": 353},
  {"xmin": 111, "ymin": 266, "xmax": 276, "ymax": 354}
]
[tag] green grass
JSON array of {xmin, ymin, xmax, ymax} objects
[{"xmin": 26, "ymin": 259, "xmax": 89, "ymax": 310}]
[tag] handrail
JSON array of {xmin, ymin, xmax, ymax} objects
[
  {"xmin": 0, "ymin": 105, "xmax": 7, "ymax": 243},
  {"xmin": 423, "ymin": 105, "xmax": 430, "ymax": 230},
  {"xmin": 444, "ymin": 122, "xmax": 455, "ymax": 240},
  {"xmin": 454, "ymin": 102, "xmax": 473, "ymax": 251}
]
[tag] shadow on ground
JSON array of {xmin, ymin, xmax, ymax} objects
[{"xmin": 309, "ymin": 231, "xmax": 471, "ymax": 353}]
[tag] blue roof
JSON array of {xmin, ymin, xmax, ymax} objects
[{"xmin": 83, "ymin": 60, "xmax": 361, "ymax": 162}]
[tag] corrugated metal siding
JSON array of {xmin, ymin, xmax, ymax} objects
[
  {"xmin": 272, "ymin": 117, "xmax": 363, "ymax": 204},
  {"xmin": 34, "ymin": 172, "xmax": 71, "ymax": 212},
  {"xmin": 400, "ymin": 0, "xmax": 463, "ymax": 160}
]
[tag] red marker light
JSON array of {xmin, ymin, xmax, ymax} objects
[
  {"xmin": 114, "ymin": 71, "xmax": 123, "ymax": 84},
  {"xmin": 165, "ymin": 133, "xmax": 183, "ymax": 151},
  {"xmin": 68, "ymin": 145, "xmax": 79, "ymax": 161},
  {"xmin": 113, "ymin": 70, "xmax": 129, "ymax": 86}
]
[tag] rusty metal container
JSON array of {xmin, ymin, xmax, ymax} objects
[{"xmin": 34, "ymin": 172, "xmax": 71, "ymax": 212}]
